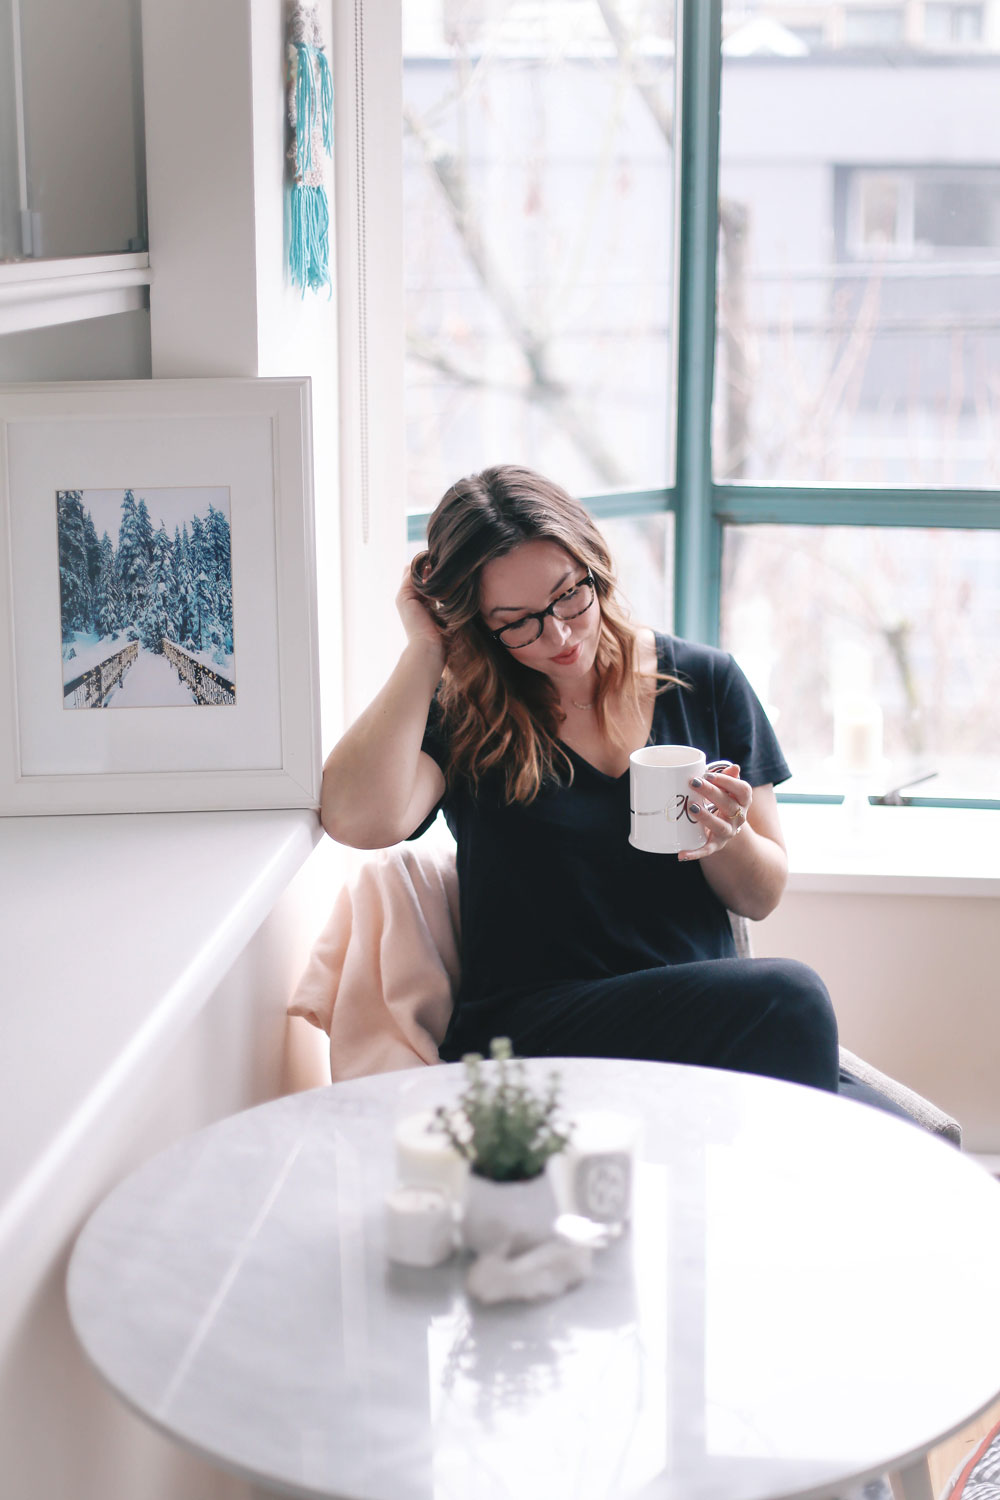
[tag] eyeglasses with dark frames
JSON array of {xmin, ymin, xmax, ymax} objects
[{"xmin": 487, "ymin": 572, "xmax": 596, "ymax": 649}]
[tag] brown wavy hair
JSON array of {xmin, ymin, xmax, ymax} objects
[{"xmin": 411, "ymin": 464, "xmax": 678, "ymax": 804}]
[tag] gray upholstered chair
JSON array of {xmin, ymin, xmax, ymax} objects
[{"xmin": 729, "ymin": 913, "xmax": 961, "ymax": 1146}]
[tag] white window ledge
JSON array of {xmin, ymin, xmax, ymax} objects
[
  {"xmin": 778, "ymin": 804, "xmax": 999, "ymax": 897},
  {"xmin": 0, "ymin": 253, "xmax": 152, "ymax": 335}
]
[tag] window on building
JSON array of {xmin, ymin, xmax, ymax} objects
[
  {"xmin": 849, "ymin": 172, "xmax": 909, "ymax": 253},
  {"xmin": 785, "ymin": 25, "xmax": 828, "ymax": 50},
  {"xmin": 844, "ymin": 168, "xmax": 1000, "ymax": 257},
  {"xmin": 913, "ymin": 174, "xmax": 1000, "ymax": 250},
  {"xmin": 399, "ymin": 0, "xmax": 1000, "ymax": 804},
  {"xmin": 924, "ymin": 3, "xmax": 984, "ymax": 46},
  {"xmin": 841, "ymin": 8, "xmax": 904, "ymax": 46}
]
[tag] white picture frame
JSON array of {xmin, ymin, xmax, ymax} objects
[{"xmin": 0, "ymin": 377, "xmax": 321, "ymax": 815}]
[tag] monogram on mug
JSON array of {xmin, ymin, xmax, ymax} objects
[{"xmin": 663, "ymin": 790, "xmax": 701, "ymax": 825}]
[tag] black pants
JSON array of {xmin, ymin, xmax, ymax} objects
[
  {"xmin": 441, "ymin": 957, "xmax": 841, "ymax": 1092},
  {"xmin": 442, "ymin": 957, "xmax": 917, "ymax": 1122}
]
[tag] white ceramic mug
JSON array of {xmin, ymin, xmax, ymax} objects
[{"xmin": 629, "ymin": 744, "xmax": 707, "ymax": 854}]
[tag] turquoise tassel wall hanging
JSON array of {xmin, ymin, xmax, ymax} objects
[{"xmin": 286, "ymin": 0, "xmax": 333, "ymax": 296}]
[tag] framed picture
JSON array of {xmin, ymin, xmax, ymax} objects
[{"xmin": 0, "ymin": 377, "xmax": 321, "ymax": 815}]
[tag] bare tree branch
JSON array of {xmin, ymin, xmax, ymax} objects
[
  {"xmin": 407, "ymin": 335, "xmax": 526, "ymax": 396},
  {"xmin": 593, "ymin": 0, "xmax": 675, "ymax": 146},
  {"xmin": 404, "ymin": 107, "xmax": 548, "ymax": 377},
  {"xmin": 404, "ymin": 103, "xmax": 628, "ymax": 486}
]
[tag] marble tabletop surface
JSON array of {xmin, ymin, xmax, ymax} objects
[{"xmin": 67, "ymin": 1059, "xmax": 1000, "ymax": 1500}]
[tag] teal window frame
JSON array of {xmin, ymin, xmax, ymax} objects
[{"xmin": 406, "ymin": 0, "xmax": 1000, "ymax": 809}]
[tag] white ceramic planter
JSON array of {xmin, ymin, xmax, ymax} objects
[{"xmin": 461, "ymin": 1168, "xmax": 559, "ymax": 1255}]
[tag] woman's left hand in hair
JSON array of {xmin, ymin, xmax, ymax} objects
[{"xmin": 678, "ymin": 762, "xmax": 752, "ymax": 862}]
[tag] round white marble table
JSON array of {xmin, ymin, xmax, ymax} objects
[{"xmin": 67, "ymin": 1060, "xmax": 1000, "ymax": 1500}]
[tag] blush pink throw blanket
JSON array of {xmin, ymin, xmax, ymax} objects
[{"xmin": 288, "ymin": 842, "xmax": 459, "ymax": 1080}]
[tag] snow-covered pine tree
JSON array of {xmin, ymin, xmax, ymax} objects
[
  {"xmin": 94, "ymin": 532, "xmax": 121, "ymax": 638},
  {"xmin": 205, "ymin": 504, "xmax": 235, "ymax": 654},
  {"xmin": 82, "ymin": 509, "xmax": 102, "ymax": 613},
  {"xmin": 176, "ymin": 523, "xmax": 198, "ymax": 649},
  {"xmin": 188, "ymin": 513, "xmax": 217, "ymax": 653},
  {"xmin": 195, "ymin": 565, "xmax": 222, "ymax": 660},
  {"xmin": 162, "ymin": 525, "xmax": 182, "ymax": 642},
  {"xmin": 135, "ymin": 496, "xmax": 155, "ymax": 567},
  {"xmin": 57, "ymin": 490, "xmax": 92, "ymax": 639},
  {"xmin": 117, "ymin": 490, "xmax": 148, "ymax": 638},
  {"xmin": 139, "ymin": 524, "xmax": 176, "ymax": 653}
]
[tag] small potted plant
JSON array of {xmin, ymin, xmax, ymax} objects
[{"xmin": 434, "ymin": 1037, "xmax": 572, "ymax": 1254}]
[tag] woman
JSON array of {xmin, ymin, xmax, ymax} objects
[{"xmin": 322, "ymin": 464, "xmax": 840, "ymax": 1092}]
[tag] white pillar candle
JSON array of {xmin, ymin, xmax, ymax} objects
[
  {"xmin": 393, "ymin": 1110, "xmax": 469, "ymax": 1201},
  {"xmin": 833, "ymin": 696, "xmax": 884, "ymax": 777},
  {"xmin": 384, "ymin": 1185, "xmax": 455, "ymax": 1268}
]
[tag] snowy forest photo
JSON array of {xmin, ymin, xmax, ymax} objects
[{"xmin": 57, "ymin": 486, "xmax": 236, "ymax": 710}]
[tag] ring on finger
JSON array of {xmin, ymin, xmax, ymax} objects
[{"xmin": 729, "ymin": 805, "xmax": 747, "ymax": 830}]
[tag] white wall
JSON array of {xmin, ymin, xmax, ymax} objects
[
  {"xmin": 722, "ymin": 60, "xmax": 1000, "ymax": 165},
  {"xmin": 0, "ymin": 2, "xmax": 346, "ymax": 1494},
  {"xmin": 0, "ymin": 839, "xmax": 339, "ymax": 1500},
  {"xmin": 0, "ymin": 308, "xmax": 151, "ymax": 379},
  {"xmin": 754, "ymin": 888, "xmax": 998, "ymax": 1152}
]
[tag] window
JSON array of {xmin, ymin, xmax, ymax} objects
[
  {"xmin": 784, "ymin": 26, "xmax": 827, "ymax": 50},
  {"xmin": 401, "ymin": 0, "xmax": 677, "ymax": 513},
  {"xmin": 841, "ymin": 8, "xmax": 903, "ymax": 46},
  {"xmin": 720, "ymin": 525, "xmax": 1000, "ymax": 797},
  {"xmin": 0, "ymin": 0, "xmax": 146, "ymax": 263},
  {"xmin": 399, "ymin": 0, "xmax": 1000, "ymax": 804},
  {"xmin": 844, "ymin": 168, "xmax": 1000, "ymax": 257},
  {"xmin": 716, "ymin": 0, "xmax": 1000, "ymax": 799},
  {"xmin": 913, "ymin": 174, "xmax": 1000, "ymax": 251},
  {"xmin": 924, "ymin": 3, "xmax": 984, "ymax": 46}
]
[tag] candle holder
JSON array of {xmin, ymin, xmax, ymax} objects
[
  {"xmin": 548, "ymin": 1110, "xmax": 640, "ymax": 1237},
  {"xmin": 393, "ymin": 1071, "xmax": 470, "ymax": 1204},
  {"xmin": 831, "ymin": 691, "xmax": 885, "ymax": 850},
  {"xmin": 841, "ymin": 770, "xmax": 874, "ymax": 833},
  {"xmin": 384, "ymin": 1184, "xmax": 456, "ymax": 1267},
  {"xmin": 393, "ymin": 1109, "xmax": 470, "ymax": 1202}
]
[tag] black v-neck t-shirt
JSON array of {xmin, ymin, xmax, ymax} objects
[{"xmin": 412, "ymin": 634, "xmax": 790, "ymax": 1011}]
